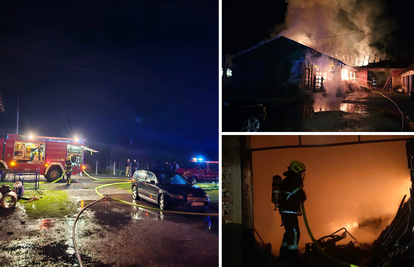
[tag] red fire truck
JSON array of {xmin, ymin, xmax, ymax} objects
[{"xmin": 0, "ymin": 134, "xmax": 97, "ymax": 182}]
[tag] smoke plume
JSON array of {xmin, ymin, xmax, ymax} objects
[{"xmin": 271, "ymin": 0, "xmax": 395, "ymax": 66}]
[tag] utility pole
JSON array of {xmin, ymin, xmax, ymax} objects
[{"xmin": 16, "ymin": 98, "xmax": 19, "ymax": 134}]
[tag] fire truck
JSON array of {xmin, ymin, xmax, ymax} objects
[{"xmin": 0, "ymin": 134, "xmax": 97, "ymax": 182}]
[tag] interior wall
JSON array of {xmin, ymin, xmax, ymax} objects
[
  {"xmin": 251, "ymin": 136, "xmax": 411, "ymax": 256},
  {"xmin": 222, "ymin": 135, "xmax": 243, "ymax": 224}
]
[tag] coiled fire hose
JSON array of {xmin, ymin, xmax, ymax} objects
[
  {"xmin": 301, "ymin": 202, "xmax": 359, "ymax": 267},
  {"xmin": 373, "ymin": 91, "xmax": 404, "ymax": 132}
]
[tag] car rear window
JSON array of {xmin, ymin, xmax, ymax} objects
[{"xmin": 157, "ymin": 174, "xmax": 189, "ymax": 185}]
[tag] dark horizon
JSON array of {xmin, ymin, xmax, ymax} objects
[{"xmin": 0, "ymin": 0, "xmax": 218, "ymax": 161}]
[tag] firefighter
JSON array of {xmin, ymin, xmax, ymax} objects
[
  {"xmin": 65, "ymin": 156, "xmax": 73, "ymax": 185},
  {"xmin": 278, "ymin": 160, "xmax": 307, "ymax": 265},
  {"xmin": 372, "ymin": 78, "xmax": 376, "ymax": 90},
  {"xmin": 125, "ymin": 158, "xmax": 131, "ymax": 177}
]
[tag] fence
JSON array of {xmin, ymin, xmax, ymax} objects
[{"xmin": 3, "ymin": 169, "xmax": 42, "ymax": 193}]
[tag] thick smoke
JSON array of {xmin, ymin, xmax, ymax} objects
[{"xmin": 271, "ymin": 0, "xmax": 395, "ymax": 66}]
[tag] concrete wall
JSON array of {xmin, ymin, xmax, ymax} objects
[{"xmin": 222, "ymin": 135, "xmax": 243, "ymax": 224}]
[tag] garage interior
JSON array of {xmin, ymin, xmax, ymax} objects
[{"xmin": 222, "ymin": 135, "xmax": 414, "ymax": 266}]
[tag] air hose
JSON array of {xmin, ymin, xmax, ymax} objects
[
  {"xmin": 373, "ymin": 91, "xmax": 404, "ymax": 132},
  {"xmin": 301, "ymin": 202, "xmax": 359, "ymax": 267}
]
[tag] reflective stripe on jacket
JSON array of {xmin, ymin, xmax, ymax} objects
[{"xmin": 279, "ymin": 170, "xmax": 306, "ymax": 215}]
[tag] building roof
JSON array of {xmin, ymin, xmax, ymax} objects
[
  {"xmin": 365, "ymin": 58, "xmax": 414, "ymax": 69},
  {"xmin": 235, "ymin": 35, "xmax": 349, "ymax": 67}
]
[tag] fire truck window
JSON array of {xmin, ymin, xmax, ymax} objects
[
  {"xmin": 198, "ymin": 163, "xmax": 207, "ymax": 170},
  {"xmin": 209, "ymin": 163, "xmax": 218, "ymax": 172},
  {"xmin": 14, "ymin": 142, "xmax": 45, "ymax": 163},
  {"xmin": 68, "ymin": 145, "xmax": 83, "ymax": 164}
]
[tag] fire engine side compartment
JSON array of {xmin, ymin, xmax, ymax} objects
[
  {"xmin": 4, "ymin": 138, "xmax": 46, "ymax": 174},
  {"xmin": 45, "ymin": 142, "xmax": 67, "ymax": 174}
]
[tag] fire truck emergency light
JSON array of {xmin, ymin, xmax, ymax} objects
[{"xmin": 191, "ymin": 157, "xmax": 204, "ymax": 162}]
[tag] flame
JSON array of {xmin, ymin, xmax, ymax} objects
[{"xmin": 341, "ymin": 69, "xmax": 349, "ymax": 80}]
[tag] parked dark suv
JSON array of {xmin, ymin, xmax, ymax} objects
[
  {"xmin": 131, "ymin": 170, "xmax": 210, "ymax": 211},
  {"xmin": 222, "ymin": 97, "xmax": 267, "ymax": 132}
]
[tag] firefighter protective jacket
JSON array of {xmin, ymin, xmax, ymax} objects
[
  {"xmin": 65, "ymin": 160, "xmax": 73, "ymax": 172},
  {"xmin": 279, "ymin": 170, "xmax": 307, "ymax": 215}
]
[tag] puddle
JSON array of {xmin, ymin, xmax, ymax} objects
[
  {"xmin": 77, "ymin": 194, "xmax": 218, "ymax": 233},
  {"xmin": 313, "ymin": 102, "xmax": 367, "ymax": 114},
  {"xmin": 1, "ymin": 196, "xmax": 218, "ymax": 266}
]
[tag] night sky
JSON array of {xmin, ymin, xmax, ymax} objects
[
  {"xmin": 0, "ymin": 0, "xmax": 218, "ymax": 160},
  {"xmin": 223, "ymin": 0, "xmax": 414, "ymax": 56}
]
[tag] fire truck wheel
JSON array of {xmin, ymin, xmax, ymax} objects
[
  {"xmin": 46, "ymin": 167, "xmax": 62, "ymax": 182},
  {"xmin": 1, "ymin": 191, "xmax": 18, "ymax": 209}
]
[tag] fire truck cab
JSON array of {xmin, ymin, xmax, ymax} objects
[{"xmin": 0, "ymin": 134, "xmax": 97, "ymax": 182}]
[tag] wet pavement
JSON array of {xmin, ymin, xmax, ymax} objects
[
  {"xmin": 264, "ymin": 90, "xmax": 412, "ymax": 132},
  {"xmin": 0, "ymin": 175, "xmax": 218, "ymax": 266}
]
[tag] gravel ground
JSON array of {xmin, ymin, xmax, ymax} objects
[{"xmin": 0, "ymin": 176, "xmax": 218, "ymax": 267}]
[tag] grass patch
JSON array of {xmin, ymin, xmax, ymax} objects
[
  {"xmin": 111, "ymin": 182, "xmax": 132, "ymax": 191},
  {"xmin": 19, "ymin": 190, "xmax": 77, "ymax": 219}
]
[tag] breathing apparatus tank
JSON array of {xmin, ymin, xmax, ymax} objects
[{"xmin": 271, "ymin": 175, "xmax": 282, "ymax": 210}]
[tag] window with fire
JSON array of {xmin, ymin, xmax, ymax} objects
[{"xmin": 14, "ymin": 141, "xmax": 45, "ymax": 163}]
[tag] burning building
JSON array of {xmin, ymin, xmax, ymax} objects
[
  {"xmin": 355, "ymin": 59, "xmax": 412, "ymax": 92},
  {"xmin": 223, "ymin": 135, "xmax": 414, "ymax": 266},
  {"xmin": 231, "ymin": 36, "xmax": 357, "ymax": 98},
  {"xmin": 400, "ymin": 61, "xmax": 414, "ymax": 95}
]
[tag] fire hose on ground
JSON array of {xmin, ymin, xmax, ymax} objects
[
  {"xmin": 373, "ymin": 91, "xmax": 404, "ymax": 132},
  {"xmin": 301, "ymin": 202, "xmax": 359, "ymax": 267},
  {"xmin": 72, "ymin": 171, "xmax": 218, "ymax": 266},
  {"xmin": 84, "ymin": 170, "xmax": 219, "ymax": 216},
  {"xmin": 72, "ymin": 197, "xmax": 105, "ymax": 267}
]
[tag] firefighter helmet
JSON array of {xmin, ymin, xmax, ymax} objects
[
  {"xmin": 67, "ymin": 156, "xmax": 71, "ymax": 161},
  {"xmin": 289, "ymin": 161, "xmax": 306, "ymax": 173}
]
